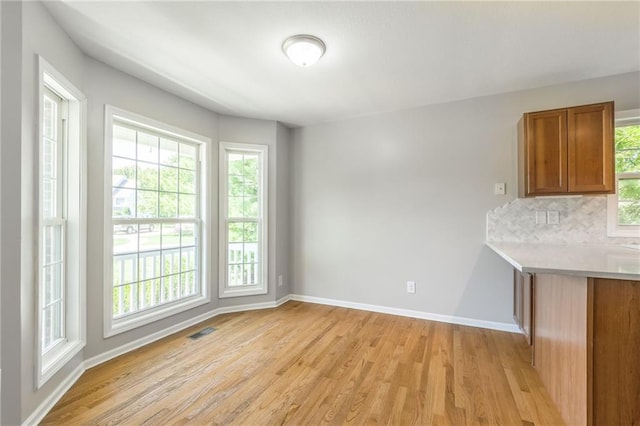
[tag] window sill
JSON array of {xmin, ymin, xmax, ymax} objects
[
  {"xmin": 105, "ymin": 294, "xmax": 210, "ymax": 338},
  {"xmin": 607, "ymin": 227, "xmax": 640, "ymax": 238},
  {"xmin": 38, "ymin": 339, "xmax": 85, "ymax": 389},
  {"xmin": 219, "ymin": 285, "xmax": 268, "ymax": 299}
]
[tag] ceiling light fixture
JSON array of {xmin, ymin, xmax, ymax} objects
[{"xmin": 282, "ymin": 34, "xmax": 326, "ymax": 67}]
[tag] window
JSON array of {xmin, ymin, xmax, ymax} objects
[
  {"xmin": 37, "ymin": 57, "xmax": 86, "ymax": 388},
  {"xmin": 42, "ymin": 87, "xmax": 65, "ymax": 354},
  {"xmin": 607, "ymin": 109, "xmax": 640, "ymax": 237},
  {"xmin": 219, "ymin": 142, "xmax": 268, "ymax": 298},
  {"xmin": 104, "ymin": 106, "xmax": 210, "ymax": 336}
]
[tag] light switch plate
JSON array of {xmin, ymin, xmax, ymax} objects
[
  {"xmin": 547, "ymin": 211, "xmax": 560, "ymax": 225},
  {"xmin": 494, "ymin": 182, "xmax": 506, "ymax": 195},
  {"xmin": 536, "ymin": 211, "xmax": 547, "ymax": 224}
]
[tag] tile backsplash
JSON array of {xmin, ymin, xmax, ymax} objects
[{"xmin": 486, "ymin": 196, "xmax": 639, "ymax": 245}]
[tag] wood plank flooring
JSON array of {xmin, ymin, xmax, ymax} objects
[{"xmin": 42, "ymin": 301, "xmax": 564, "ymax": 425}]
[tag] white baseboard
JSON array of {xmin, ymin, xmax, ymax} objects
[
  {"xmin": 23, "ymin": 363, "xmax": 85, "ymax": 426},
  {"xmin": 86, "ymin": 297, "xmax": 291, "ymax": 370},
  {"xmin": 289, "ymin": 294, "xmax": 519, "ymax": 333},
  {"xmin": 276, "ymin": 294, "xmax": 292, "ymax": 306},
  {"xmin": 85, "ymin": 309, "xmax": 221, "ymax": 369},
  {"xmin": 215, "ymin": 298, "xmax": 284, "ymax": 315}
]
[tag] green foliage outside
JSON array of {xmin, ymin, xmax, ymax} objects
[
  {"xmin": 113, "ymin": 162, "xmax": 195, "ymax": 218},
  {"xmin": 228, "ymin": 154, "xmax": 259, "ymax": 219},
  {"xmin": 227, "ymin": 153, "xmax": 260, "ymax": 244},
  {"xmin": 615, "ymin": 125, "xmax": 640, "ymax": 225},
  {"xmin": 228, "ymin": 222, "xmax": 258, "ymax": 244},
  {"xmin": 226, "ymin": 154, "xmax": 261, "ymax": 286},
  {"xmin": 112, "ymin": 125, "xmax": 197, "ymax": 219}
]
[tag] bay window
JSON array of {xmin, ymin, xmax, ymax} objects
[{"xmin": 104, "ymin": 106, "xmax": 210, "ymax": 336}]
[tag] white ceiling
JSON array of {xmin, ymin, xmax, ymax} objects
[{"xmin": 44, "ymin": 1, "xmax": 640, "ymax": 128}]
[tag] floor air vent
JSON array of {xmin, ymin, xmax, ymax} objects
[{"xmin": 188, "ymin": 327, "xmax": 216, "ymax": 340}]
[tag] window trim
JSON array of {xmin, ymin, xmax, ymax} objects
[
  {"xmin": 607, "ymin": 109, "xmax": 640, "ymax": 238},
  {"xmin": 103, "ymin": 105, "xmax": 211, "ymax": 337},
  {"xmin": 36, "ymin": 57, "xmax": 87, "ymax": 389},
  {"xmin": 218, "ymin": 141, "xmax": 269, "ymax": 298}
]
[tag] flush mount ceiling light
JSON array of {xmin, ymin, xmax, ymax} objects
[{"xmin": 282, "ymin": 34, "xmax": 326, "ymax": 67}]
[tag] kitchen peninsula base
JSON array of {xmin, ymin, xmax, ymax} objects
[
  {"xmin": 486, "ymin": 242, "xmax": 640, "ymax": 426},
  {"xmin": 534, "ymin": 274, "xmax": 640, "ymax": 425}
]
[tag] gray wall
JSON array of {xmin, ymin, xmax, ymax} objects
[
  {"xmin": 1, "ymin": 2, "xmax": 22, "ymax": 424},
  {"xmin": 276, "ymin": 122, "xmax": 292, "ymax": 300},
  {"xmin": 0, "ymin": 0, "xmax": 3, "ymax": 418},
  {"xmin": 290, "ymin": 71, "xmax": 640, "ymax": 325}
]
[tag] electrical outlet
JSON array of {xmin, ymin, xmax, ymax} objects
[
  {"xmin": 547, "ymin": 211, "xmax": 560, "ymax": 225},
  {"xmin": 406, "ymin": 281, "xmax": 416, "ymax": 294},
  {"xmin": 278, "ymin": 275, "xmax": 283, "ymax": 287},
  {"xmin": 535, "ymin": 211, "xmax": 547, "ymax": 225}
]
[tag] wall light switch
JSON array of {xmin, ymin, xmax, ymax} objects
[
  {"xmin": 535, "ymin": 211, "xmax": 547, "ymax": 224},
  {"xmin": 547, "ymin": 211, "xmax": 560, "ymax": 225},
  {"xmin": 494, "ymin": 182, "xmax": 506, "ymax": 195}
]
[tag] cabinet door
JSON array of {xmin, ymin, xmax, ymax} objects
[
  {"xmin": 522, "ymin": 273, "xmax": 532, "ymax": 346},
  {"xmin": 567, "ymin": 102, "xmax": 614, "ymax": 194},
  {"xmin": 513, "ymin": 269, "xmax": 523, "ymax": 329},
  {"xmin": 524, "ymin": 109, "xmax": 568, "ymax": 195},
  {"xmin": 591, "ymin": 278, "xmax": 640, "ymax": 425},
  {"xmin": 513, "ymin": 270, "xmax": 534, "ymax": 347}
]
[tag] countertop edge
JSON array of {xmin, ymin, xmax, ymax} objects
[
  {"xmin": 485, "ymin": 241, "xmax": 640, "ymax": 281},
  {"xmin": 485, "ymin": 241, "xmax": 523, "ymax": 272}
]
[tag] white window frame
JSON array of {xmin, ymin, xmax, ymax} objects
[
  {"xmin": 36, "ymin": 57, "xmax": 87, "ymax": 388},
  {"xmin": 219, "ymin": 142, "xmax": 269, "ymax": 298},
  {"xmin": 104, "ymin": 106, "xmax": 211, "ymax": 337},
  {"xmin": 607, "ymin": 109, "xmax": 640, "ymax": 238}
]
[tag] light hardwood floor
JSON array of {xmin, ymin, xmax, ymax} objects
[{"xmin": 42, "ymin": 301, "xmax": 564, "ymax": 425}]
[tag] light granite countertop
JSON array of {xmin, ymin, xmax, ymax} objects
[{"xmin": 486, "ymin": 241, "xmax": 640, "ymax": 281}]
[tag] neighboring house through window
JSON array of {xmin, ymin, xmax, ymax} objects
[
  {"xmin": 607, "ymin": 109, "xmax": 640, "ymax": 237},
  {"xmin": 104, "ymin": 106, "xmax": 210, "ymax": 337},
  {"xmin": 37, "ymin": 57, "xmax": 87, "ymax": 388}
]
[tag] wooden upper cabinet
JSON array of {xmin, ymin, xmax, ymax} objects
[
  {"xmin": 567, "ymin": 103, "xmax": 614, "ymax": 193},
  {"xmin": 518, "ymin": 101, "xmax": 614, "ymax": 197},
  {"xmin": 524, "ymin": 109, "xmax": 568, "ymax": 194}
]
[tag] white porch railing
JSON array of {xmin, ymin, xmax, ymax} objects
[
  {"xmin": 228, "ymin": 242, "xmax": 259, "ymax": 287},
  {"xmin": 113, "ymin": 246, "xmax": 196, "ymax": 317}
]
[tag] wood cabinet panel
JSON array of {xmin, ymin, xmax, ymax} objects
[
  {"xmin": 532, "ymin": 274, "xmax": 640, "ymax": 426},
  {"xmin": 525, "ymin": 110, "xmax": 567, "ymax": 194},
  {"xmin": 567, "ymin": 103, "xmax": 614, "ymax": 193},
  {"xmin": 591, "ymin": 278, "xmax": 640, "ymax": 425},
  {"xmin": 533, "ymin": 274, "xmax": 589, "ymax": 426}
]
